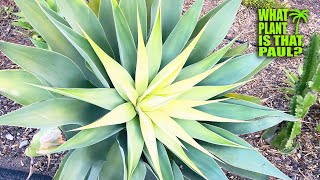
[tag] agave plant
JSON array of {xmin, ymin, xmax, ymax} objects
[{"xmin": 0, "ymin": 0, "xmax": 295, "ymax": 179}]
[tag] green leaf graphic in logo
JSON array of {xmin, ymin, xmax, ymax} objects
[{"xmin": 289, "ymin": 9, "xmax": 309, "ymax": 34}]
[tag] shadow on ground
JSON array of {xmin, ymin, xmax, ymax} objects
[{"xmin": 0, "ymin": 168, "xmax": 52, "ymax": 180}]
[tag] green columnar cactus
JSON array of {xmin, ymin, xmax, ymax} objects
[{"xmin": 272, "ymin": 33, "xmax": 320, "ymax": 153}]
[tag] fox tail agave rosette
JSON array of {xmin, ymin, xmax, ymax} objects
[{"xmin": 0, "ymin": 0, "xmax": 295, "ymax": 179}]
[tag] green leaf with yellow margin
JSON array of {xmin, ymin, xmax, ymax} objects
[
  {"xmin": 141, "ymin": 25, "xmax": 207, "ymax": 99},
  {"xmin": 154, "ymin": 125, "xmax": 205, "ymax": 179},
  {"xmin": 83, "ymin": 30, "xmax": 138, "ymax": 104},
  {"xmin": 147, "ymin": 110, "xmax": 213, "ymax": 158},
  {"xmin": 175, "ymin": 120, "xmax": 248, "ymax": 148},
  {"xmin": 161, "ymin": 0, "xmax": 203, "ymax": 67},
  {"xmin": 135, "ymin": 14, "xmax": 149, "ymax": 96},
  {"xmin": 111, "ymin": 0, "xmax": 137, "ymax": 76},
  {"xmin": 74, "ymin": 102, "xmax": 136, "ymax": 131},
  {"xmin": 178, "ymin": 82, "xmax": 247, "ymax": 101},
  {"xmin": 146, "ymin": 2, "xmax": 162, "ymax": 81},
  {"xmin": 30, "ymin": 86, "xmax": 124, "ymax": 110},
  {"xmin": 138, "ymin": 110, "xmax": 163, "ymax": 180}
]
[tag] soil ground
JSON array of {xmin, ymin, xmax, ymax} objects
[{"xmin": 0, "ymin": 0, "xmax": 319, "ymax": 179}]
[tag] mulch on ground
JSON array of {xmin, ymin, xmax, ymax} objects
[{"xmin": 0, "ymin": 0, "xmax": 319, "ymax": 179}]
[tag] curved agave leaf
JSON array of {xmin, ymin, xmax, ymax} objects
[
  {"xmin": 161, "ymin": 0, "xmax": 184, "ymax": 40},
  {"xmin": 213, "ymin": 116, "xmax": 294, "ymax": 135},
  {"xmin": 74, "ymin": 102, "xmax": 136, "ymax": 131},
  {"xmin": 202, "ymin": 125, "xmax": 291, "ymax": 180},
  {"xmin": 0, "ymin": 98, "xmax": 106, "ymax": 128},
  {"xmin": 197, "ymin": 100, "xmax": 296, "ymax": 121},
  {"xmin": 176, "ymin": 37, "xmax": 237, "ymax": 81},
  {"xmin": 41, "ymin": 125, "xmax": 123, "ymax": 154},
  {"xmin": 222, "ymin": 42, "xmax": 249, "ymax": 60},
  {"xmin": 59, "ymin": 139, "xmax": 116, "ymax": 180},
  {"xmin": 178, "ymin": 82, "xmax": 247, "ymax": 101},
  {"xmin": 53, "ymin": 151, "xmax": 72, "ymax": 180},
  {"xmin": 99, "ymin": 140, "xmax": 127, "ymax": 180},
  {"xmin": 161, "ymin": 0, "xmax": 203, "ymax": 67},
  {"xmin": 148, "ymin": 110, "xmax": 214, "ymax": 158},
  {"xmin": 240, "ymin": 57, "xmax": 273, "ymax": 82},
  {"xmin": 87, "ymin": 161, "xmax": 105, "ymax": 180},
  {"xmin": 99, "ymin": 0, "xmax": 119, "ymax": 60},
  {"xmin": 30, "ymin": 86, "xmax": 124, "ymax": 110},
  {"xmin": 175, "ymin": 119, "xmax": 248, "ymax": 148},
  {"xmin": 143, "ymin": 142, "xmax": 175, "ymax": 180},
  {"xmin": 217, "ymin": 161, "xmax": 269, "ymax": 180},
  {"xmin": 154, "ymin": 126, "xmax": 205, "ymax": 178},
  {"xmin": 187, "ymin": 0, "xmax": 241, "ymax": 65},
  {"xmin": 39, "ymin": 4, "xmax": 68, "ymax": 27},
  {"xmin": 131, "ymin": 161, "xmax": 147, "ymax": 180},
  {"xmin": 146, "ymin": 2, "xmax": 162, "ymax": 81},
  {"xmin": 0, "ymin": 70, "xmax": 53, "ymax": 106},
  {"xmin": 14, "ymin": 0, "xmax": 97, "ymax": 85},
  {"xmin": 120, "ymin": 0, "xmax": 147, "ymax": 43},
  {"xmin": 200, "ymin": 54, "xmax": 266, "ymax": 86},
  {"xmin": 127, "ymin": 117, "xmax": 144, "ymax": 178},
  {"xmin": 111, "ymin": 0, "xmax": 137, "ymax": 76},
  {"xmin": 191, "ymin": 0, "xmax": 232, "ymax": 38},
  {"xmin": 183, "ymin": 143, "xmax": 228, "ymax": 180},
  {"xmin": 135, "ymin": 15, "xmax": 149, "ymax": 95},
  {"xmin": 0, "ymin": 41, "xmax": 91, "ymax": 88},
  {"xmin": 39, "ymin": 7, "xmax": 111, "ymax": 87},
  {"xmin": 171, "ymin": 161, "xmax": 184, "ymax": 180},
  {"xmin": 138, "ymin": 110, "xmax": 163, "ymax": 179},
  {"xmin": 55, "ymin": 0, "xmax": 114, "ymax": 58}
]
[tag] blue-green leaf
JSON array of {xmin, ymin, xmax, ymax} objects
[
  {"xmin": 0, "ymin": 41, "xmax": 92, "ymax": 88},
  {"xmin": 120, "ymin": 0, "xmax": 147, "ymax": 43},
  {"xmin": 14, "ymin": 0, "xmax": 96, "ymax": 84},
  {"xmin": 131, "ymin": 161, "xmax": 147, "ymax": 180},
  {"xmin": 0, "ymin": 98, "xmax": 106, "ymax": 128},
  {"xmin": 40, "ymin": 8, "xmax": 110, "ymax": 87},
  {"xmin": 56, "ymin": 0, "xmax": 114, "ymax": 58},
  {"xmin": 199, "ymin": 54, "xmax": 266, "ymax": 86},
  {"xmin": 44, "ymin": 125, "xmax": 123, "ymax": 154},
  {"xmin": 0, "ymin": 70, "xmax": 53, "ymax": 106},
  {"xmin": 187, "ymin": 0, "xmax": 241, "ymax": 65},
  {"xmin": 161, "ymin": 0, "xmax": 204, "ymax": 67},
  {"xmin": 99, "ymin": 140, "xmax": 127, "ymax": 180},
  {"xmin": 111, "ymin": 0, "xmax": 137, "ymax": 76},
  {"xmin": 202, "ymin": 125, "xmax": 290, "ymax": 180},
  {"xmin": 161, "ymin": 0, "xmax": 184, "ymax": 41},
  {"xmin": 99, "ymin": 0, "xmax": 119, "ymax": 60},
  {"xmin": 171, "ymin": 161, "xmax": 184, "ymax": 180},
  {"xmin": 183, "ymin": 143, "xmax": 228, "ymax": 180}
]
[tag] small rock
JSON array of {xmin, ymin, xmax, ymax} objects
[
  {"xmin": 5, "ymin": 133, "xmax": 14, "ymax": 141},
  {"xmin": 19, "ymin": 140, "xmax": 29, "ymax": 148},
  {"xmin": 20, "ymin": 160, "xmax": 24, "ymax": 167},
  {"xmin": 297, "ymin": 153, "xmax": 301, "ymax": 159}
]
